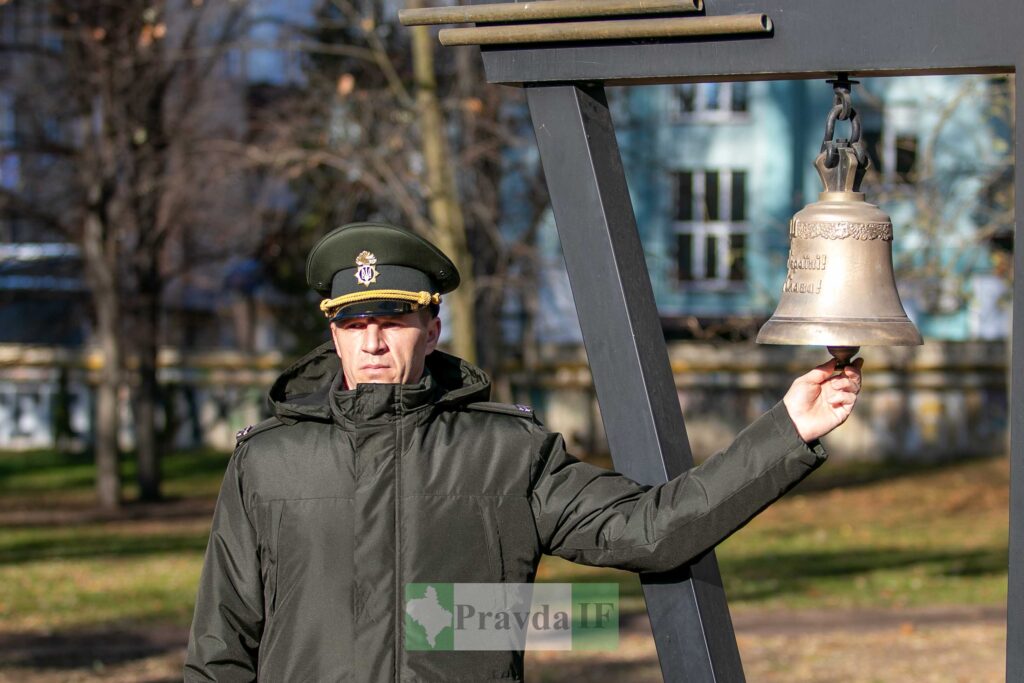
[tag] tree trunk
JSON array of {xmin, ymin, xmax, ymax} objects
[
  {"xmin": 409, "ymin": 10, "xmax": 478, "ymax": 363},
  {"xmin": 134, "ymin": 284, "xmax": 163, "ymax": 501},
  {"xmin": 83, "ymin": 209, "xmax": 121, "ymax": 510}
]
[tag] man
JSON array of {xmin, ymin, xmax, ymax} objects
[{"xmin": 185, "ymin": 222, "xmax": 862, "ymax": 682}]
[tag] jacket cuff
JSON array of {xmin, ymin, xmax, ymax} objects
[{"xmin": 768, "ymin": 400, "xmax": 827, "ymax": 466}]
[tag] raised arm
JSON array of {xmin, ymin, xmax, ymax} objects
[{"xmin": 530, "ymin": 359, "xmax": 862, "ymax": 573}]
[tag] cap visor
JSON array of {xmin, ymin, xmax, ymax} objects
[{"xmin": 330, "ymin": 299, "xmax": 422, "ymax": 322}]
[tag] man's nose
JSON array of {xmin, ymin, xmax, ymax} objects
[{"xmin": 361, "ymin": 324, "xmax": 385, "ymax": 353}]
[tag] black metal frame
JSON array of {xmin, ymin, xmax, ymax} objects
[{"xmin": 476, "ymin": 1, "xmax": 1023, "ymax": 681}]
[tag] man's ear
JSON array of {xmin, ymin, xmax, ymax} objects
[
  {"xmin": 329, "ymin": 321, "xmax": 344, "ymax": 359},
  {"xmin": 424, "ymin": 314, "xmax": 441, "ymax": 355}
]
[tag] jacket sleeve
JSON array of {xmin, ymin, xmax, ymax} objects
[
  {"xmin": 529, "ymin": 401, "xmax": 826, "ymax": 573},
  {"xmin": 184, "ymin": 443, "xmax": 264, "ymax": 682}
]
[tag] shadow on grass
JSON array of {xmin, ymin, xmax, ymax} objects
[
  {"xmin": 547, "ymin": 545, "xmax": 1009, "ymax": 606},
  {"xmin": 720, "ymin": 546, "xmax": 1009, "ymax": 602},
  {"xmin": 792, "ymin": 452, "xmax": 1007, "ymax": 494},
  {"xmin": 0, "ymin": 448, "xmax": 230, "ymax": 495},
  {"xmin": 0, "ymin": 449, "xmax": 98, "ymax": 492},
  {"xmin": 530, "ymin": 658, "xmax": 661, "ymax": 683},
  {"xmin": 582, "ymin": 451, "xmax": 1008, "ymax": 497},
  {"xmin": 0, "ymin": 625, "xmax": 660, "ymax": 681},
  {"xmin": 0, "ymin": 530, "xmax": 209, "ymax": 565},
  {"xmin": 0, "ymin": 624, "xmax": 186, "ymax": 672}
]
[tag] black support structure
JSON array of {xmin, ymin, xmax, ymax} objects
[
  {"xmin": 472, "ymin": 1, "xmax": 1024, "ymax": 680},
  {"xmin": 527, "ymin": 84, "xmax": 744, "ymax": 681}
]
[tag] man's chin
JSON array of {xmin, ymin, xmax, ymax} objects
[{"xmin": 354, "ymin": 369, "xmax": 400, "ymax": 384}]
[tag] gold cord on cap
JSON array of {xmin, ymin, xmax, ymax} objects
[{"xmin": 319, "ymin": 289, "xmax": 442, "ymax": 318}]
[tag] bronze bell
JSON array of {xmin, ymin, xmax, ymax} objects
[{"xmin": 756, "ymin": 84, "xmax": 922, "ymax": 365}]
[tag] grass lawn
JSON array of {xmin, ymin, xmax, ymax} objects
[
  {"xmin": 540, "ymin": 455, "xmax": 1010, "ymax": 615},
  {"xmin": 0, "ymin": 449, "xmax": 227, "ymax": 632},
  {"xmin": 0, "ymin": 448, "xmax": 1010, "ymax": 632}
]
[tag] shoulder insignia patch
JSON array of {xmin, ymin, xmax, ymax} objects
[{"xmin": 235, "ymin": 416, "xmax": 284, "ymax": 444}]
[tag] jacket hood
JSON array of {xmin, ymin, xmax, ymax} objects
[{"xmin": 267, "ymin": 341, "xmax": 491, "ymax": 423}]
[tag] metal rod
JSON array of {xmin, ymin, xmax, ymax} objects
[
  {"xmin": 399, "ymin": 0, "xmax": 702, "ymax": 27},
  {"xmin": 526, "ymin": 82, "xmax": 746, "ymax": 683},
  {"xmin": 480, "ymin": 0, "xmax": 1018, "ymax": 86},
  {"xmin": 1007, "ymin": 66, "xmax": 1024, "ymax": 683},
  {"xmin": 439, "ymin": 14, "xmax": 771, "ymax": 47}
]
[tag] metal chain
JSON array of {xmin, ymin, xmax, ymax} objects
[{"xmin": 820, "ymin": 76, "xmax": 870, "ymax": 169}]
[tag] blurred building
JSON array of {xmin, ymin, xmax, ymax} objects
[
  {"xmin": 519, "ymin": 76, "xmax": 1013, "ymax": 344},
  {"xmin": 0, "ymin": 1, "xmax": 308, "ymax": 451},
  {"xmin": 499, "ymin": 76, "xmax": 1012, "ymax": 462},
  {"xmin": 0, "ymin": 0, "xmax": 312, "ymax": 354},
  {"xmin": 0, "ymin": 0, "xmax": 1012, "ymax": 456}
]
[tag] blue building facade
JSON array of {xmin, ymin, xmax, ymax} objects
[{"xmin": 528, "ymin": 76, "xmax": 1012, "ymax": 343}]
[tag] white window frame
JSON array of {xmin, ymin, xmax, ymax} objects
[
  {"xmin": 672, "ymin": 169, "xmax": 748, "ymax": 289},
  {"xmin": 883, "ymin": 128, "xmax": 918, "ymax": 185},
  {"xmin": 671, "ymin": 82, "xmax": 751, "ymax": 123}
]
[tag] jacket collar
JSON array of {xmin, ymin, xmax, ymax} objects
[
  {"xmin": 268, "ymin": 341, "xmax": 491, "ymax": 426},
  {"xmin": 327, "ymin": 366, "xmax": 443, "ymax": 426}
]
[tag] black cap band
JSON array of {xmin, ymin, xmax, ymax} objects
[{"xmin": 330, "ymin": 264, "xmax": 436, "ymax": 300}]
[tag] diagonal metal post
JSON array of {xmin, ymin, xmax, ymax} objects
[{"xmin": 526, "ymin": 83, "xmax": 745, "ymax": 682}]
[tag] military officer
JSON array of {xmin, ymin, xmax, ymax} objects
[{"xmin": 185, "ymin": 222, "xmax": 862, "ymax": 682}]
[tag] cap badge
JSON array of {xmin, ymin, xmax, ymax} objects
[{"xmin": 354, "ymin": 250, "xmax": 379, "ymax": 287}]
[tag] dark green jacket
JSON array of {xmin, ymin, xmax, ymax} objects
[{"xmin": 184, "ymin": 343, "xmax": 825, "ymax": 682}]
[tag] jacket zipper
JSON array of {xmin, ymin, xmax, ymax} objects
[{"xmin": 394, "ymin": 387, "xmax": 403, "ymax": 683}]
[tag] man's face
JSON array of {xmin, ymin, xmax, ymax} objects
[{"xmin": 330, "ymin": 310, "xmax": 441, "ymax": 388}]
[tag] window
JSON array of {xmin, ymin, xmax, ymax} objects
[
  {"xmin": 0, "ymin": 1, "xmax": 49, "ymax": 46},
  {"xmin": 861, "ymin": 127, "xmax": 918, "ymax": 185},
  {"xmin": 894, "ymin": 133, "xmax": 917, "ymax": 183},
  {"xmin": 0, "ymin": 90, "xmax": 18, "ymax": 190},
  {"xmin": 673, "ymin": 82, "xmax": 749, "ymax": 121},
  {"xmin": 862, "ymin": 128, "xmax": 883, "ymax": 172},
  {"xmin": 673, "ymin": 170, "xmax": 748, "ymax": 286},
  {"xmin": 0, "ymin": 91, "xmax": 13, "ymax": 147}
]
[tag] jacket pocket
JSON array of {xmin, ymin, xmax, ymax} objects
[
  {"xmin": 402, "ymin": 496, "xmax": 504, "ymax": 583},
  {"xmin": 475, "ymin": 497, "xmax": 505, "ymax": 580},
  {"xmin": 269, "ymin": 499, "xmax": 284, "ymax": 617},
  {"xmin": 260, "ymin": 499, "xmax": 285, "ymax": 620},
  {"xmin": 260, "ymin": 497, "xmax": 355, "ymax": 682},
  {"xmin": 493, "ymin": 496, "xmax": 542, "ymax": 582}
]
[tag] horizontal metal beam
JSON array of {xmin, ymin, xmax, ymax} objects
[
  {"xmin": 481, "ymin": 0, "xmax": 1021, "ymax": 84},
  {"xmin": 440, "ymin": 14, "xmax": 769, "ymax": 47},
  {"xmin": 399, "ymin": 0, "xmax": 701, "ymax": 26}
]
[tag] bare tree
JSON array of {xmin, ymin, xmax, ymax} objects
[
  {"xmin": 233, "ymin": 0, "xmax": 552, "ymax": 381},
  {"xmin": 861, "ymin": 76, "xmax": 1014, "ymax": 317},
  {"xmin": 0, "ymin": 0, "xmax": 255, "ymax": 507},
  {"xmin": 408, "ymin": 0, "xmax": 476, "ymax": 363}
]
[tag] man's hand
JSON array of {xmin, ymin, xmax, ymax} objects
[{"xmin": 783, "ymin": 358, "xmax": 864, "ymax": 443}]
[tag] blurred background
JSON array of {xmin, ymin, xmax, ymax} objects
[{"xmin": 0, "ymin": 1, "xmax": 1012, "ymax": 681}]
